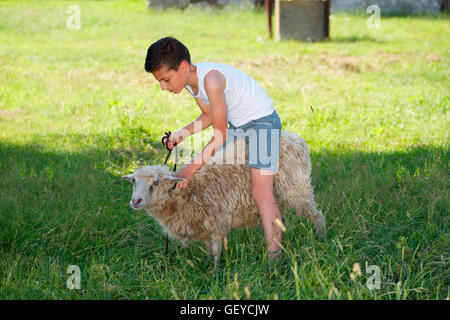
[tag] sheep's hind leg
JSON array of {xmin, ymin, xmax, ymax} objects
[
  {"xmin": 312, "ymin": 209, "xmax": 327, "ymax": 240},
  {"xmin": 294, "ymin": 201, "xmax": 327, "ymax": 239}
]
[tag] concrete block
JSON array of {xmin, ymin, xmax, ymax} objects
[{"xmin": 275, "ymin": 0, "xmax": 329, "ymax": 41}]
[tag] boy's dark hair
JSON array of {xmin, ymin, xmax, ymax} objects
[{"xmin": 145, "ymin": 37, "xmax": 191, "ymax": 73}]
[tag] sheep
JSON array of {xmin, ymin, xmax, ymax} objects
[{"xmin": 122, "ymin": 131, "xmax": 326, "ymax": 268}]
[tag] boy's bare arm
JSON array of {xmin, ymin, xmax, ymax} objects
[
  {"xmin": 185, "ymin": 97, "xmax": 214, "ymax": 134},
  {"xmin": 168, "ymin": 98, "xmax": 212, "ymax": 149},
  {"xmin": 193, "ymin": 71, "xmax": 227, "ymax": 165},
  {"xmin": 181, "ymin": 111, "xmax": 212, "ymax": 136},
  {"xmin": 176, "ymin": 70, "xmax": 228, "ymax": 186}
]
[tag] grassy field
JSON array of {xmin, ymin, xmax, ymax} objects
[{"xmin": 0, "ymin": 0, "xmax": 448, "ymax": 299}]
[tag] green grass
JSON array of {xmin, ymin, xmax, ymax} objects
[{"xmin": 0, "ymin": 0, "xmax": 449, "ymax": 299}]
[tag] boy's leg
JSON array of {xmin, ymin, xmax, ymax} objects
[{"xmin": 251, "ymin": 167, "xmax": 283, "ymax": 258}]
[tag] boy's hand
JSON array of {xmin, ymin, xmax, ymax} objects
[
  {"xmin": 175, "ymin": 163, "xmax": 200, "ymax": 189},
  {"xmin": 163, "ymin": 131, "xmax": 184, "ymax": 150},
  {"xmin": 176, "ymin": 175, "xmax": 191, "ymax": 189}
]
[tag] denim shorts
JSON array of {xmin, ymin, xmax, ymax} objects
[{"xmin": 226, "ymin": 110, "xmax": 282, "ymax": 173}]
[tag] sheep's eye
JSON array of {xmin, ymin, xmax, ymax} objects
[{"xmin": 132, "ymin": 178, "xmax": 136, "ymax": 184}]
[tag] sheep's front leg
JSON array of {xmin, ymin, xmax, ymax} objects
[
  {"xmin": 210, "ymin": 235, "xmax": 223, "ymax": 270},
  {"xmin": 204, "ymin": 239, "xmax": 213, "ymax": 256}
]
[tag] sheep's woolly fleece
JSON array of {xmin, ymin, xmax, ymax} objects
[{"xmin": 124, "ymin": 131, "xmax": 326, "ymax": 266}]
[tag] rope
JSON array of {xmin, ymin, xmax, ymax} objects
[{"xmin": 161, "ymin": 131, "xmax": 178, "ymax": 257}]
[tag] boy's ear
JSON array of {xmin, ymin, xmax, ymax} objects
[
  {"xmin": 121, "ymin": 174, "xmax": 134, "ymax": 183},
  {"xmin": 180, "ymin": 60, "xmax": 190, "ymax": 72}
]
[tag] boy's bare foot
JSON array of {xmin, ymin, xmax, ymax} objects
[{"xmin": 268, "ymin": 250, "xmax": 282, "ymax": 260}]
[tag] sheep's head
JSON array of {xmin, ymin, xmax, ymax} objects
[{"xmin": 122, "ymin": 165, "xmax": 185, "ymax": 211}]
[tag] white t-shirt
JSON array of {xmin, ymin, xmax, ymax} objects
[{"xmin": 185, "ymin": 62, "xmax": 275, "ymax": 127}]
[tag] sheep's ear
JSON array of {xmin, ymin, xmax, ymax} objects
[
  {"xmin": 162, "ymin": 175, "xmax": 185, "ymax": 184},
  {"xmin": 121, "ymin": 174, "xmax": 134, "ymax": 183}
]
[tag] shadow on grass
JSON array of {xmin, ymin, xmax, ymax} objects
[
  {"xmin": 0, "ymin": 129, "xmax": 169, "ymax": 260},
  {"xmin": 328, "ymin": 35, "xmax": 388, "ymax": 43},
  {"xmin": 331, "ymin": 10, "xmax": 449, "ymax": 19},
  {"xmin": 310, "ymin": 145, "xmax": 448, "ymax": 243},
  {"xmin": 0, "ymin": 132, "xmax": 448, "ymax": 298},
  {"xmin": 372, "ymin": 11, "xmax": 450, "ymax": 19}
]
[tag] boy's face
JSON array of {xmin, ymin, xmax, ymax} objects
[{"xmin": 152, "ymin": 61, "xmax": 189, "ymax": 94}]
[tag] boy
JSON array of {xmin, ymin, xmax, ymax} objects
[{"xmin": 145, "ymin": 37, "xmax": 283, "ymax": 259}]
